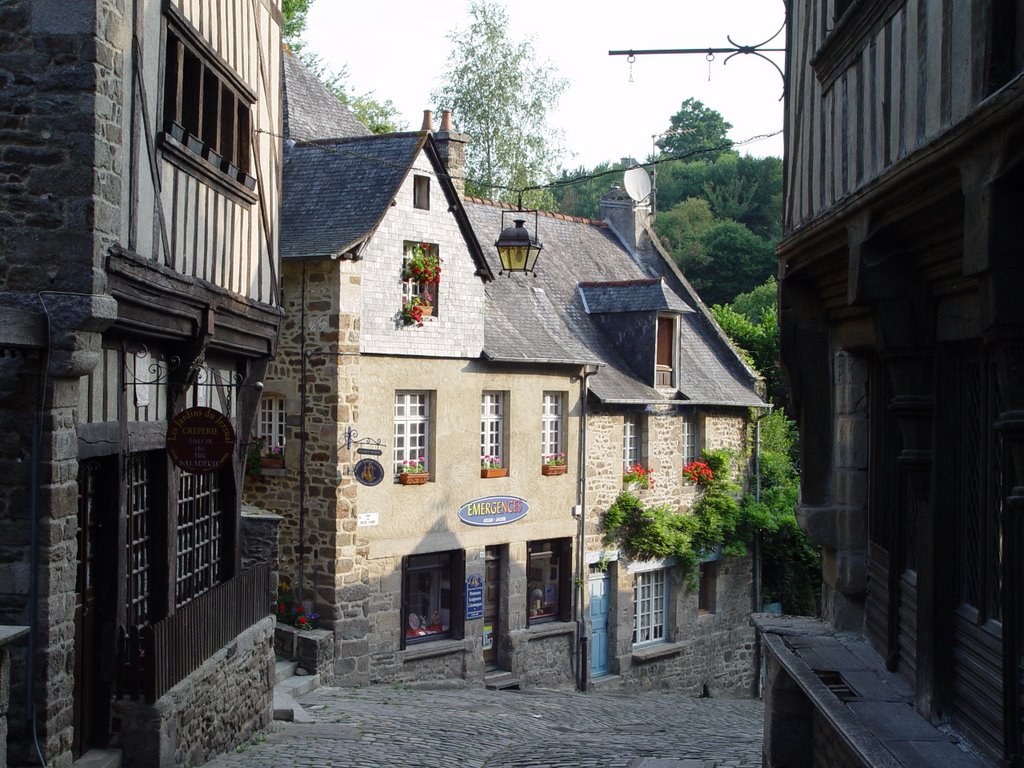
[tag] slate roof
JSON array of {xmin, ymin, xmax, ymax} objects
[
  {"xmin": 281, "ymin": 133, "xmax": 426, "ymax": 259},
  {"xmin": 282, "ymin": 50, "xmax": 372, "ymax": 141},
  {"xmin": 579, "ymin": 278, "xmax": 693, "ymax": 315},
  {"xmin": 465, "ymin": 198, "xmax": 765, "ymax": 408}
]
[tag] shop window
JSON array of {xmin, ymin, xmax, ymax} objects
[
  {"xmin": 527, "ymin": 538, "xmax": 571, "ymax": 624},
  {"xmin": 413, "ymin": 175, "xmax": 430, "ymax": 210},
  {"xmin": 481, "ymin": 391, "xmax": 507, "ymax": 472},
  {"xmin": 681, "ymin": 412, "xmax": 701, "ymax": 465},
  {"xmin": 541, "ymin": 391, "xmax": 565, "ymax": 464},
  {"xmin": 161, "ymin": 8, "xmax": 255, "ymax": 188},
  {"xmin": 622, "ymin": 412, "xmax": 644, "ymax": 472},
  {"xmin": 125, "ymin": 454, "xmax": 155, "ymax": 625},
  {"xmin": 402, "ymin": 550, "xmax": 464, "ymax": 646},
  {"xmin": 257, "ymin": 395, "xmax": 286, "ymax": 451},
  {"xmin": 633, "ymin": 568, "xmax": 668, "ymax": 645},
  {"xmin": 394, "ymin": 391, "xmax": 431, "ymax": 477},
  {"xmin": 175, "ymin": 470, "xmax": 226, "ymax": 607},
  {"xmin": 698, "ymin": 561, "xmax": 718, "ymax": 615}
]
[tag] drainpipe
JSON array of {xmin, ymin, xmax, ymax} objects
[
  {"xmin": 575, "ymin": 364, "xmax": 599, "ymax": 692},
  {"xmin": 297, "ymin": 261, "xmax": 308, "ymax": 605}
]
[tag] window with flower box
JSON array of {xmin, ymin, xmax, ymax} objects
[
  {"xmin": 257, "ymin": 395, "xmax": 286, "ymax": 450},
  {"xmin": 541, "ymin": 392, "xmax": 565, "ymax": 466},
  {"xmin": 394, "ymin": 391, "xmax": 431, "ymax": 478},
  {"xmin": 481, "ymin": 391, "xmax": 507, "ymax": 475},
  {"xmin": 681, "ymin": 412, "xmax": 701, "ymax": 465},
  {"xmin": 527, "ymin": 538, "xmax": 572, "ymax": 624},
  {"xmin": 402, "ymin": 550, "xmax": 464, "ymax": 647},
  {"xmin": 401, "ymin": 241, "xmax": 440, "ymax": 323},
  {"xmin": 623, "ymin": 413, "xmax": 645, "ymax": 471}
]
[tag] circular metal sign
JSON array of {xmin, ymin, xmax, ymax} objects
[
  {"xmin": 167, "ymin": 406, "xmax": 236, "ymax": 473},
  {"xmin": 354, "ymin": 458, "xmax": 385, "ymax": 486}
]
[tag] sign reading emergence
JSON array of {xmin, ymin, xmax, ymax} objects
[
  {"xmin": 166, "ymin": 406, "xmax": 236, "ymax": 472},
  {"xmin": 458, "ymin": 495, "xmax": 529, "ymax": 527}
]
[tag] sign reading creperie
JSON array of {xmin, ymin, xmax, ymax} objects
[{"xmin": 166, "ymin": 406, "xmax": 236, "ymax": 472}]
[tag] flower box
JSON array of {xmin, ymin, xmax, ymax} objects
[
  {"xmin": 480, "ymin": 467, "xmax": 507, "ymax": 479},
  {"xmin": 399, "ymin": 472, "xmax": 429, "ymax": 485},
  {"xmin": 261, "ymin": 457, "xmax": 285, "ymax": 470},
  {"xmin": 541, "ymin": 464, "xmax": 567, "ymax": 476}
]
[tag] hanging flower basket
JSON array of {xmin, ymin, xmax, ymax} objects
[{"xmin": 399, "ymin": 472, "xmax": 429, "ymax": 485}]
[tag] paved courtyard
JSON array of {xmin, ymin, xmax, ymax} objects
[{"xmin": 204, "ymin": 684, "xmax": 764, "ymax": 768}]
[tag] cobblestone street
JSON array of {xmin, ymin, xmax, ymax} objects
[{"xmin": 203, "ymin": 685, "xmax": 763, "ymax": 768}]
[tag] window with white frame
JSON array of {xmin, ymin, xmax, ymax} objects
[
  {"xmin": 623, "ymin": 413, "xmax": 643, "ymax": 471},
  {"xmin": 633, "ymin": 568, "xmax": 668, "ymax": 646},
  {"xmin": 541, "ymin": 392, "xmax": 565, "ymax": 463},
  {"xmin": 257, "ymin": 395, "xmax": 286, "ymax": 450},
  {"xmin": 681, "ymin": 413, "xmax": 700, "ymax": 465},
  {"xmin": 394, "ymin": 391, "xmax": 430, "ymax": 476},
  {"xmin": 481, "ymin": 391, "xmax": 506, "ymax": 471}
]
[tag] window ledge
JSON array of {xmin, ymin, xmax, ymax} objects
[
  {"xmin": 631, "ymin": 640, "xmax": 684, "ymax": 663},
  {"xmin": 160, "ymin": 133, "xmax": 257, "ymax": 206},
  {"xmin": 520, "ymin": 621, "xmax": 575, "ymax": 641},
  {"xmin": 402, "ymin": 637, "xmax": 471, "ymax": 662}
]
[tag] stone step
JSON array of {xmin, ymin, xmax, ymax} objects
[
  {"xmin": 272, "ymin": 691, "xmax": 316, "ymax": 723},
  {"xmin": 276, "ymin": 670, "xmax": 320, "ymax": 699},
  {"xmin": 72, "ymin": 748, "xmax": 122, "ymax": 768},
  {"xmin": 274, "ymin": 658, "xmax": 297, "ymax": 685},
  {"xmin": 591, "ymin": 673, "xmax": 622, "ymax": 691},
  {"xmin": 484, "ymin": 670, "xmax": 520, "ymax": 690}
]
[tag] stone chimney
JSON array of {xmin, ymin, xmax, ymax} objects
[
  {"xmin": 599, "ymin": 183, "xmax": 652, "ymax": 251},
  {"xmin": 433, "ymin": 109, "xmax": 469, "ymax": 197}
]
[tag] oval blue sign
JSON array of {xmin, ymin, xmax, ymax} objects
[{"xmin": 458, "ymin": 495, "xmax": 529, "ymax": 527}]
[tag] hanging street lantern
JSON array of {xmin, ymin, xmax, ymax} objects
[{"xmin": 495, "ymin": 209, "xmax": 543, "ymax": 276}]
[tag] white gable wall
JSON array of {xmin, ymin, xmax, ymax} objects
[{"xmin": 359, "ymin": 149, "xmax": 485, "ymax": 358}]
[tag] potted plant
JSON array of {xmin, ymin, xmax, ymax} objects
[
  {"xmin": 403, "ymin": 242, "xmax": 442, "ymax": 285},
  {"xmin": 682, "ymin": 459, "xmax": 714, "ymax": 486},
  {"xmin": 481, "ymin": 455, "xmax": 507, "ymax": 479},
  {"xmin": 541, "ymin": 452, "xmax": 567, "ymax": 475},
  {"xmin": 261, "ymin": 444, "xmax": 285, "ymax": 470},
  {"xmin": 400, "ymin": 294, "xmax": 432, "ymax": 327},
  {"xmin": 398, "ymin": 456, "xmax": 429, "ymax": 484},
  {"xmin": 623, "ymin": 462, "xmax": 654, "ymax": 491}
]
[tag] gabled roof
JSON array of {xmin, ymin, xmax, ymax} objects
[
  {"xmin": 579, "ymin": 278, "xmax": 693, "ymax": 315},
  {"xmin": 282, "ymin": 49, "xmax": 371, "ymax": 141},
  {"xmin": 281, "ymin": 133, "xmax": 426, "ymax": 259},
  {"xmin": 465, "ymin": 198, "xmax": 765, "ymax": 408}
]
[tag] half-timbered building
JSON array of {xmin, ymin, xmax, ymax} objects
[
  {"xmin": 759, "ymin": 1, "xmax": 1024, "ymax": 766},
  {"xmin": 0, "ymin": 1, "xmax": 283, "ymax": 765}
]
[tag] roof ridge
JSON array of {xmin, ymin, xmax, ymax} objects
[
  {"xmin": 578, "ymin": 278, "xmax": 662, "ymax": 288},
  {"xmin": 294, "ymin": 131, "xmax": 427, "ymax": 148},
  {"xmin": 465, "ymin": 196, "xmax": 608, "ymax": 228}
]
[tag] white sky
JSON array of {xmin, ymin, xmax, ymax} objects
[{"xmin": 303, "ymin": 0, "xmax": 786, "ymax": 170}]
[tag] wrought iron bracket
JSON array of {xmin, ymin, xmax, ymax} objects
[{"xmin": 345, "ymin": 426, "xmax": 385, "ymax": 456}]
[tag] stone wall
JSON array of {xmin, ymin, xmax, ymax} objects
[
  {"xmin": 114, "ymin": 617, "xmax": 275, "ymax": 768},
  {"xmin": 509, "ymin": 626, "xmax": 576, "ymax": 689}
]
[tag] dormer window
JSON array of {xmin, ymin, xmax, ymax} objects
[{"xmin": 656, "ymin": 315, "xmax": 677, "ymax": 389}]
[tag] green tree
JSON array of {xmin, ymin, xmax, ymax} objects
[
  {"xmin": 688, "ymin": 220, "xmax": 775, "ymax": 305},
  {"xmin": 551, "ymin": 161, "xmax": 625, "ymax": 219},
  {"xmin": 712, "ymin": 279, "xmax": 785, "ymax": 409},
  {"xmin": 432, "ymin": 0, "xmax": 567, "ymax": 208},
  {"xmin": 654, "ymin": 197, "xmax": 715, "ymax": 272},
  {"xmin": 656, "ymin": 98, "xmax": 733, "ymax": 161},
  {"xmin": 282, "ymin": 0, "xmax": 312, "ymax": 50}
]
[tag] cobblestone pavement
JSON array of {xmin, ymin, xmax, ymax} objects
[{"xmin": 204, "ymin": 685, "xmax": 763, "ymax": 768}]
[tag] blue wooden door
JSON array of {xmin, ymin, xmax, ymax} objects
[{"xmin": 589, "ymin": 570, "xmax": 610, "ymax": 677}]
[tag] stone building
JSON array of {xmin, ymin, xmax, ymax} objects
[
  {"xmin": 760, "ymin": 1, "xmax": 1024, "ymax": 766},
  {"xmin": 244, "ymin": 57, "xmax": 766, "ymax": 695},
  {"xmin": 0, "ymin": 1, "xmax": 283, "ymax": 766}
]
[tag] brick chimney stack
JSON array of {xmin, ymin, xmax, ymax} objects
[{"xmin": 433, "ymin": 109, "xmax": 469, "ymax": 197}]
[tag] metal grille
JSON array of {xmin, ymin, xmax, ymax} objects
[
  {"xmin": 987, "ymin": 365, "xmax": 1003, "ymax": 622},
  {"xmin": 633, "ymin": 569, "xmax": 666, "ymax": 645},
  {"xmin": 175, "ymin": 471, "xmax": 223, "ymax": 608},
  {"xmin": 127, "ymin": 455, "xmax": 152, "ymax": 625},
  {"xmin": 958, "ymin": 362, "xmax": 982, "ymax": 609}
]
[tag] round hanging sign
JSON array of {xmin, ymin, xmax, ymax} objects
[
  {"xmin": 166, "ymin": 406, "xmax": 236, "ymax": 472},
  {"xmin": 354, "ymin": 458, "xmax": 385, "ymax": 486}
]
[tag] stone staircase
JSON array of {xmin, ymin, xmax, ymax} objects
[
  {"xmin": 272, "ymin": 658, "xmax": 319, "ymax": 722},
  {"xmin": 484, "ymin": 668, "xmax": 520, "ymax": 690}
]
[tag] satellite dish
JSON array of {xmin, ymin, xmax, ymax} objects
[{"xmin": 623, "ymin": 166, "xmax": 652, "ymax": 202}]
